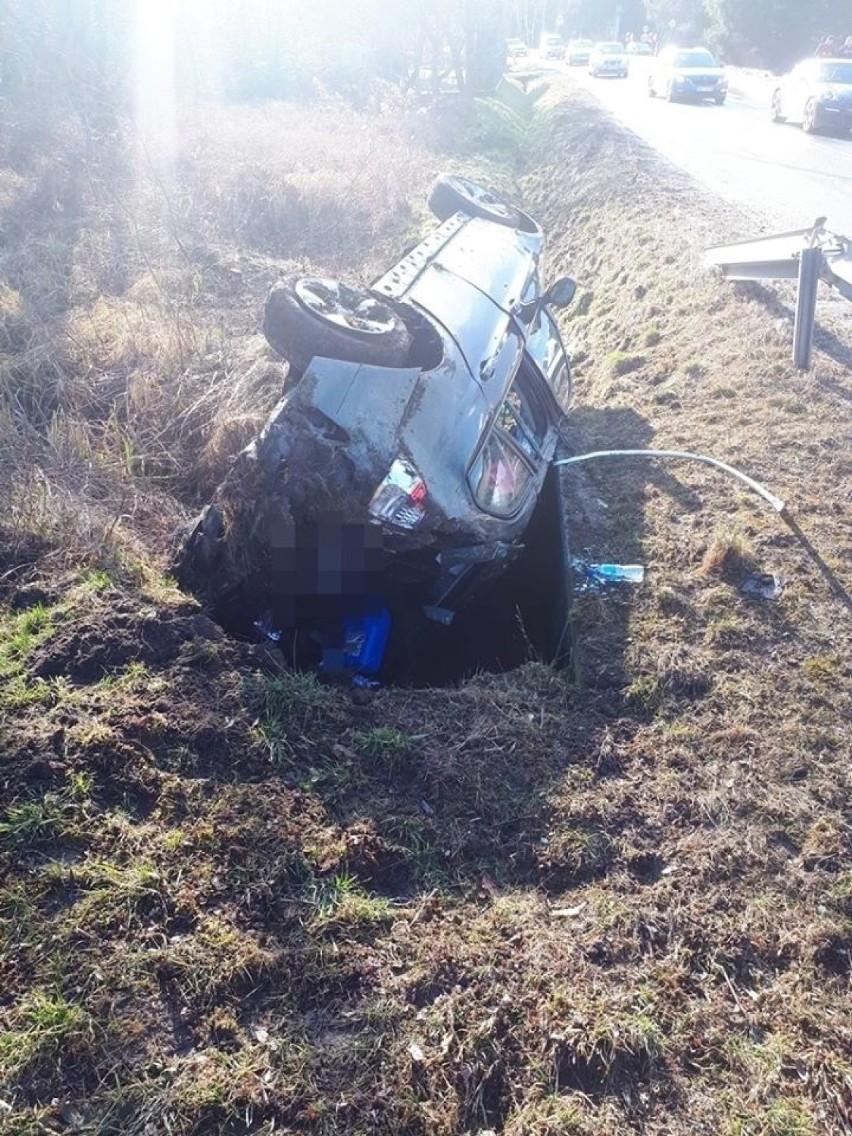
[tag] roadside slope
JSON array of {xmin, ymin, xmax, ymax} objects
[{"xmin": 1, "ymin": 85, "xmax": 851, "ymax": 1136}]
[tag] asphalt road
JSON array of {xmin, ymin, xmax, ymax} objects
[{"xmin": 551, "ymin": 58, "xmax": 852, "ymax": 238}]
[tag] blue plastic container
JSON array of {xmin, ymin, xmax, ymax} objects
[{"xmin": 342, "ymin": 608, "xmax": 392, "ymax": 673}]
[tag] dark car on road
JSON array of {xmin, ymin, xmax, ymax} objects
[
  {"xmin": 771, "ymin": 57, "xmax": 852, "ymax": 133},
  {"xmin": 175, "ymin": 177, "xmax": 577, "ymax": 683},
  {"xmin": 588, "ymin": 41, "xmax": 629, "ymax": 78},
  {"xmin": 541, "ymin": 33, "xmax": 566, "ymax": 60},
  {"xmin": 648, "ymin": 45, "xmax": 728, "ymax": 104}
]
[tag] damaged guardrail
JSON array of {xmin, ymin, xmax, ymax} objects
[{"xmin": 705, "ymin": 218, "xmax": 852, "ymax": 369}]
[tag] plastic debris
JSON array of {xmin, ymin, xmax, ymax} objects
[
  {"xmin": 253, "ymin": 611, "xmax": 282, "ymax": 641},
  {"xmin": 572, "ymin": 558, "xmax": 645, "ymax": 589},
  {"xmin": 321, "ymin": 606, "xmax": 392, "ymax": 676},
  {"xmin": 423, "ymin": 604, "xmax": 455, "ymax": 626},
  {"xmin": 741, "ymin": 572, "xmax": 784, "ymax": 599}
]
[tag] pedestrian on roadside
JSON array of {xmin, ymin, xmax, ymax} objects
[{"xmin": 815, "ymin": 34, "xmax": 835, "ymax": 57}]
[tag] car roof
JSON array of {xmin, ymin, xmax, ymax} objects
[
  {"xmin": 800, "ymin": 59, "xmax": 852, "ymax": 85},
  {"xmin": 661, "ymin": 45, "xmax": 710, "ymax": 56},
  {"xmin": 660, "ymin": 45, "xmax": 719, "ymax": 64}
]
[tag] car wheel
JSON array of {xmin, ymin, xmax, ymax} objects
[
  {"xmin": 427, "ymin": 175, "xmax": 523, "ymax": 227},
  {"xmin": 802, "ymin": 98, "xmax": 819, "ymax": 133},
  {"xmin": 714, "ymin": 93, "xmax": 726, "ymax": 105},
  {"xmin": 263, "ymin": 277, "xmax": 412, "ymax": 373},
  {"xmin": 771, "ymin": 90, "xmax": 786, "ymax": 122}
]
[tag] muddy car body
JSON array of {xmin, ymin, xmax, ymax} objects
[{"xmin": 176, "ymin": 177, "xmax": 576, "ymax": 682}]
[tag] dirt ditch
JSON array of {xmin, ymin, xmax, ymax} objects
[{"xmin": 2, "ymin": 84, "xmax": 852, "ymax": 1135}]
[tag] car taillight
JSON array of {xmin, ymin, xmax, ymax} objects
[{"xmin": 368, "ymin": 457, "xmax": 428, "ymax": 529}]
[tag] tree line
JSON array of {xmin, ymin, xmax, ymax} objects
[
  {"xmin": 555, "ymin": 0, "xmax": 852, "ymax": 69},
  {"xmin": 0, "ymin": 0, "xmax": 849, "ymax": 146}
]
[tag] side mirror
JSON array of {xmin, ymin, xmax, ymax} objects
[{"xmin": 544, "ymin": 276, "xmax": 577, "ymax": 308}]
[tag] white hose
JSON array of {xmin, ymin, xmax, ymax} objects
[{"xmin": 553, "ymin": 449, "xmax": 786, "ymax": 514}]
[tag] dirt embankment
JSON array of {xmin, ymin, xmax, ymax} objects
[{"xmin": 2, "ymin": 85, "xmax": 851, "ymax": 1136}]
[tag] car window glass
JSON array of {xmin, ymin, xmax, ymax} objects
[
  {"xmin": 525, "ymin": 306, "xmax": 568, "ymax": 388},
  {"xmin": 497, "ymin": 390, "xmax": 539, "ymax": 460},
  {"xmin": 472, "ymin": 432, "xmax": 535, "ymax": 516},
  {"xmin": 820, "ymin": 62, "xmax": 852, "ymax": 83},
  {"xmin": 674, "ymin": 51, "xmax": 716, "ymax": 67}
]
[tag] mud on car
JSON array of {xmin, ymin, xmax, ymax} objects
[{"xmin": 174, "ymin": 176, "xmax": 577, "ymax": 684}]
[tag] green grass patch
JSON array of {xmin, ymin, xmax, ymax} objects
[
  {"xmin": 0, "ymin": 990, "xmax": 94, "ymax": 1079},
  {"xmin": 608, "ymin": 350, "xmax": 646, "ymax": 376},
  {"xmin": 0, "ymin": 786, "xmax": 88, "ymax": 850},
  {"xmin": 352, "ymin": 726, "xmax": 422, "ymax": 777},
  {"xmin": 0, "ymin": 603, "xmax": 58, "ymax": 687}
]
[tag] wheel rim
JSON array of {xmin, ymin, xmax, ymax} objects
[
  {"xmin": 804, "ymin": 100, "xmax": 816, "ymax": 130},
  {"xmin": 294, "ymin": 279, "xmax": 397, "ymax": 336},
  {"xmin": 447, "ymin": 176, "xmax": 516, "ymax": 220}
]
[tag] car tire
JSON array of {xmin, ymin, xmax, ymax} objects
[
  {"xmin": 802, "ymin": 98, "xmax": 819, "ymax": 133},
  {"xmin": 771, "ymin": 90, "xmax": 786, "ymax": 122},
  {"xmin": 427, "ymin": 175, "xmax": 523, "ymax": 228},
  {"xmin": 263, "ymin": 277, "xmax": 412, "ymax": 374},
  {"xmin": 714, "ymin": 93, "xmax": 726, "ymax": 105}
]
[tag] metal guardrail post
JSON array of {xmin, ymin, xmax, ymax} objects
[
  {"xmin": 706, "ymin": 221, "xmax": 852, "ymax": 372},
  {"xmin": 793, "ymin": 247, "xmax": 821, "ymax": 370}
]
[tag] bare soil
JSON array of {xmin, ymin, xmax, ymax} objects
[{"xmin": 1, "ymin": 84, "xmax": 851, "ymax": 1135}]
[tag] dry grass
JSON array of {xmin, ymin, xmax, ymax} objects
[
  {"xmin": 0, "ymin": 96, "xmax": 450, "ymax": 571},
  {"xmin": 2, "ymin": 81, "xmax": 852, "ymax": 1136}
]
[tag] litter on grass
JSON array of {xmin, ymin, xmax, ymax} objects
[{"xmin": 741, "ymin": 572, "xmax": 784, "ymax": 599}]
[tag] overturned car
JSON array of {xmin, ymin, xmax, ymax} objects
[{"xmin": 174, "ymin": 176, "xmax": 576, "ymax": 684}]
